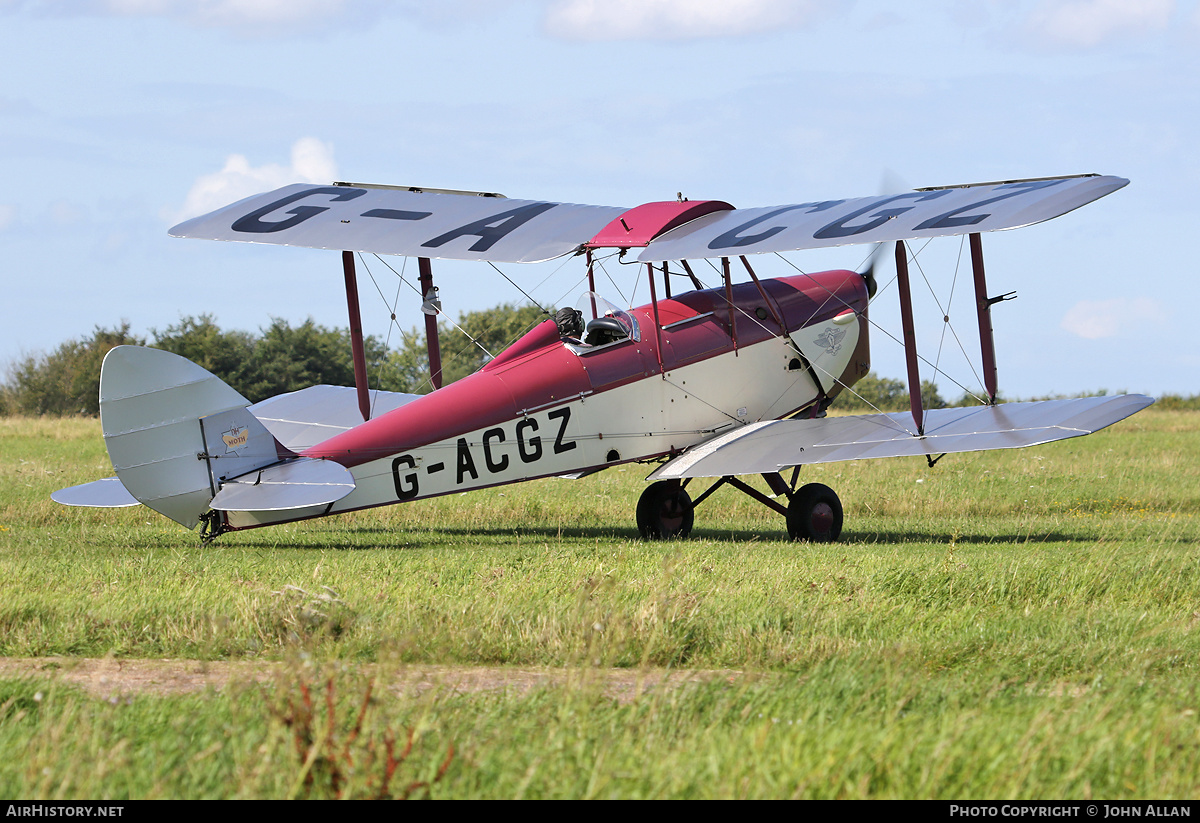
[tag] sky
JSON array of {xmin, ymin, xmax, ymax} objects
[{"xmin": 1, "ymin": 0, "xmax": 1197, "ymax": 400}]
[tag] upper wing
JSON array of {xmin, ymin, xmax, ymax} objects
[
  {"xmin": 169, "ymin": 184, "xmax": 628, "ymax": 264},
  {"xmin": 648, "ymin": 395, "xmax": 1153, "ymax": 480},
  {"xmin": 638, "ymin": 174, "xmax": 1127, "ymax": 262},
  {"xmin": 169, "ymin": 174, "xmax": 1125, "ymax": 264}
]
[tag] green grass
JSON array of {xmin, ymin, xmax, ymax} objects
[
  {"xmin": 0, "ymin": 412, "xmax": 1198, "ymax": 798},
  {"xmin": 1, "ymin": 660, "xmax": 1197, "ymax": 799}
]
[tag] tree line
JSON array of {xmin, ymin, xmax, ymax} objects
[
  {"xmin": 4, "ymin": 305, "xmax": 1193, "ymax": 417},
  {"xmin": 1, "ymin": 304, "xmax": 546, "ymax": 416}
]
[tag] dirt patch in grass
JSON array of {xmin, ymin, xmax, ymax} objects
[{"xmin": 0, "ymin": 657, "xmax": 744, "ymax": 703}]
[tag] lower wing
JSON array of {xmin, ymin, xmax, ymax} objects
[{"xmin": 648, "ymin": 395, "xmax": 1154, "ymax": 479}]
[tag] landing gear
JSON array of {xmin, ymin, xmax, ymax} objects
[
  {"xmin": 636, "ymin": 480, "xmax": 694, "ymax": 539},
  {"xmin": 635, "ymin": 473, "xmax": 844, "ymax": 542},
  {"xmin": 198, "ymin": 509, "xmax": 228, "ymax": 546},
  {"xmin": 786, "ymin": 483, "xmax": 843, "ymax": 543}
]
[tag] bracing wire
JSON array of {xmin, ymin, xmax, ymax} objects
[
  {"xmin": 590, "ymin": 252, "xmax": 630, "ymax": 306},
  {"xmin": 935, "ymin": 236, "xmax": 986, "ymax": 395},
  {"xmin": 358, "ymin": 253, "xmax": 440, "ymax": 399},
  {"xmin": 527, "ymin": 253, "xmax": 581, "ymax": 302},
  {"xmin": 366, "ymin": 254, "xmax": 563, "ymax": 388},
  {"xmin": 771, "ymin": 247, "xmax": 987, "ymax": 407},
  {"xmin": 674, "ymin": 246, "xmax": 984, "ymax": 410},
  {"xmin": 908, "ymin": 236, "xmax": 987, "ymax": 402},
  {"xmin": 552, "ymin": 271, "xmax": 595, "ymax": 310},
  {"xmin": 370, "ymin": 254, "xmax": 496, "ymax": 360},
  {"xmin": 487, "ymin": 261, "xmax": 549, "ymax": 315},
  {"xmin": 366, "ymin": 255, "xmax": 495, "ymax": 391},
  {"xmin": 357, "ymin": 239, "xmax": 992, "ymax": 411}
]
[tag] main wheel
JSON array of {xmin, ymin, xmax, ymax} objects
[
  {"xmin": 636, "ymin": 481, "xmax": 694, "ymax": 539},
  {"xmin": 786, "ymin": 483, "xmax": 843, "ymax": 542}
]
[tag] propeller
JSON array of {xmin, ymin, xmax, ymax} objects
[
  {"xmin": 857, "ymin": 170, "xmax": 908, "ymax": 301},
  {"xmin": 858, "ymin": 242, "xmax": 882, "ymax": 300}
]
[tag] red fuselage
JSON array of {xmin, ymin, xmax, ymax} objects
[{"xmin": 304, "ymin": 270, "xmax": 869, "ymax": 471}]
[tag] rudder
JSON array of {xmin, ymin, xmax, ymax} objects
[{"xmin": 100, "ymin": 346, "xmax": 284, "ymax": 529}]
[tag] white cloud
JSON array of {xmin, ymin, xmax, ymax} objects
[
  {"xmin": 11, "ymin": 0, "xmax": 387, "ymax": 36},
  {"xmin": 1024, "ymin": 0, "xmax": 1174, "ymax": 48},
  {"xmin": 172, "ymin": 137, "xmax": 338, "ymax": 222},
  {"xmin": 174, "ymin": 0, "xmax": 368, "ymax": 30},
  {"xmin": 1060, "ymin": 297, "xmax": 1165, "ymax": 339},
  {"xmin": 544, "ymin": 0, "xmax": 838, "ymax": 41}
]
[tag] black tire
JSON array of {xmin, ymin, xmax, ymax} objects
[
  {"xmin": 636, "ymin": 481, "xmax": 694, "ymax": 539},
  {"xmin": 786, "ymin": 483, "xmax": 843, "ymax": 542}
]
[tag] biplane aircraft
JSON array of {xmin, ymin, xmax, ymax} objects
[{"xmin": 53, "ymin": 173, "xmax": 1153, "ymax": 543}]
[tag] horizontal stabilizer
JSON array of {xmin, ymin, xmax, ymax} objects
[
  {"xmin": 51, "ymin": 477, "xmax": 140, "ymax": 508},
  {"xmin": 250, "ymin": 384, "xmax": 421, "ymax": 452},
  {"xmin": 208, "ymin": 457, "xmax": 355, "ymax": 512},
  {"xmin": 649, "ymin": 395, "xmax": 1154, "ymax": 480}
]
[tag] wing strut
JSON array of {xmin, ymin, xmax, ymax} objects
[
  {"xmin": 586, "ymin": 249, "xmax": 598, "ymax": 319},
  {"xmin": 895, "ymin": 241, "xmax": 924, "ymax": 435},
  {"xmin": 740, "ymin": 255, "xmax": 786, "ymax": 331},
  {"xmin": 969, "ymin": 233, "xmax": 1008, "ymax": 404},
  {"xmin": 646, "ymin": 262, "xmax": 665, "ymax": 374},
  {"xmin": 418, "ymin": 257, "xmax": 444, "ymax": 390},
  {"xmin": 341, "ymin": 251, "xmax": 371, "ymax": 422},
  {"xmin": 722, "ymin": 257, "xmax": 738, "ymax": 355}
]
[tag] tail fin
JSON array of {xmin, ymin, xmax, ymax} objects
[{"xmin": 100, "ymin": 346, "xmax": 286, "ymax": 529}]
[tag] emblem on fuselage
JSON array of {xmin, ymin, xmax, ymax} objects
[
  {"xmin": 813, "ymin": 326, "xmax": 847, "ymax": 356},
  {"xmin": 221, "ymin": 425, "xmax": 249, "ymax": 453}
]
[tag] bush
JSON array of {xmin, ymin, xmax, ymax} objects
[
  {"xmin": 832, "ymin": 372, "xmax": 946, "ymax": 412},
  {"xmin": 1, "ymin": 305, "xmax": 549, "ymax": 416},
  {"xmin": 3, "ymin": 323, "xmax": 145, "ymax": 416},
  {"xmin": 1153, "ymin": 394, "xmax": 1200, "ymax": 411},
  {"xmin": 152, "ymin": 314, "xmax": 257, "ymax": 399}
]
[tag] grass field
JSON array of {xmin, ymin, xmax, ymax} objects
[{"xmin": 0, "ymin": 411, "xmax": 1197, "ymax": 799}]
